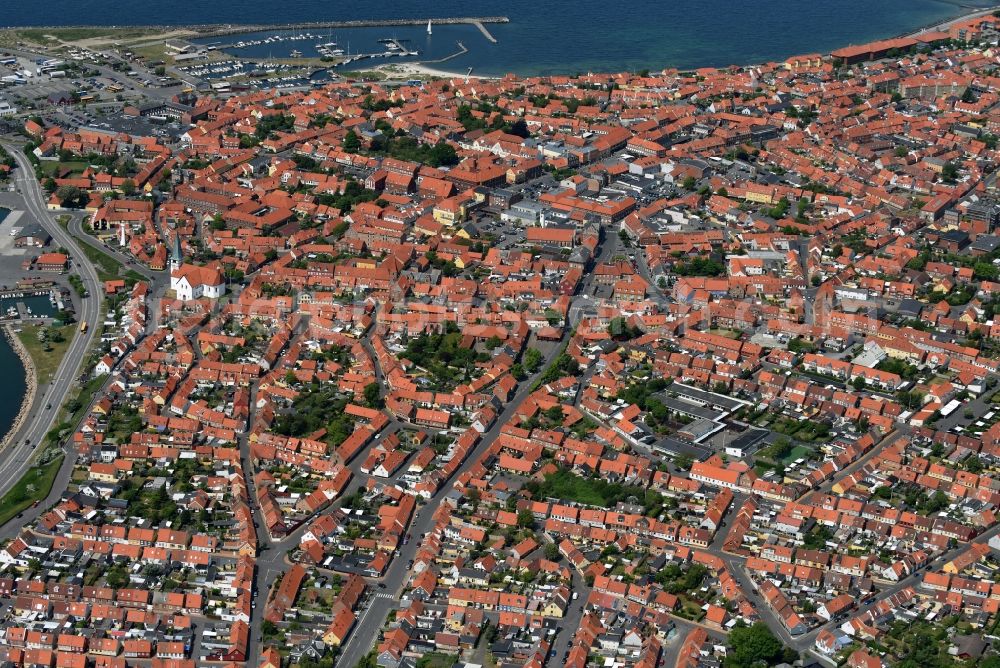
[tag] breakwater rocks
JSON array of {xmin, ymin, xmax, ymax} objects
[{"xmin": 0, "ymin": 324, "xmax": 36, "ymax": 451}]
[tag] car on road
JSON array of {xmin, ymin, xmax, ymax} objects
[{"xmin": 377, "ymin": 583, "xmax": 386, "ymax": 589}]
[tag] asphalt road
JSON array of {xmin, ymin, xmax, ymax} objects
[
  {"xmin": 334, "ymin": 326, "xmax": 573, "ymax": 668},
  {"xmin": 0, "ymin": 143, "xmax": 101, "ymax": 512},
  {"xmin": 335, "ymin": 228, "xmax": 651, "ymax": 666},
  {"xmin": 67, "ymin": 214, "xmax": 166, "ymax": 286}
]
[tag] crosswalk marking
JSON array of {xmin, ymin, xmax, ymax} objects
[{"xmin": 371, "ymin": 592, "xmax": 395, "ymax": 600}]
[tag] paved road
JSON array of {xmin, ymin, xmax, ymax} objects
[
  {"xmin": 0, "ymin": 144, "xmax": 101, "ymax": 510},
  {"xmin": 546, "ymin": 567, "xmax": 590, "ymax": 664},
  {"xmin": 67, "ymin": 214, "xmax": 167, "ymax": 286},
  {"xmin": 334, "ymin": 220, "xmax": 636, "ymax": 666},
  {"xmin": 334, "ymin": 326, "xmax": 572, "ymax": 668}
]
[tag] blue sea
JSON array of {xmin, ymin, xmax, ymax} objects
[
  {"xmin": 2, "ymin": 0, "xmax": 996, "ymax": 75},
  {"xmin": 0, "ymin": 209, "xmax": 27, "ymax": 444}
]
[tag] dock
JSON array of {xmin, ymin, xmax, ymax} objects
[{"xmin": 388, "ymin": 39, "xmax": 419, "ymax": 56}]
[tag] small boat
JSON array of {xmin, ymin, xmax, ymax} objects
[{"xmin": 427, "ymin": 19, "xmax": 432, "ymax": 35}]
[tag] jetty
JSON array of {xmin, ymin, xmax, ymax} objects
[
  {"xmin": 472, "ymin": 21, "xmax": 498, "ymax": 43},
  {"xmin": 418, "ymin": 41, "xmax": 469, "ymax": 65},
  {"xmin": 6, "ymin": 17, "xmax": 510, "ymax": 39}
]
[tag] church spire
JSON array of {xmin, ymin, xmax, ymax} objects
[{"xmin": 170, "ymin": 232, "xmax": 182, "ymax": 273}]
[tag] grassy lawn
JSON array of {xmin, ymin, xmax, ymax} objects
[
  {"xmin": 76, "ymin": 240, "xmax": 123, "ymax": 282},
  {"xmin": 415, "ymin": 653, "xmax": 458, "ymax": 668},
  {"xmin": 779, "ymin": 445, "xmax": 811, "ymax": 466},
  {"xmin": 709, "ymin": 328, "xmax": 742, "ymax": 339},
  {"xmin": 66, "ymin": 374, "xmax": 108, "ymax": 427},
  {"xmin": 16, "ymin": 27, "xmax": 163, "ymax": 44},
  {"xmin": 527, "ymin": 468, "xmax": 646, "ymax": 507},
  {"xmin": 0, "ymin": 455, "xmax": 64, "ymax": 527},
  {"xmin": 17, "ymin": 323, "xmax": 75, "ymax": 384},
  {"xmin": 72, "ymin": 238, "xmax": 146, "ymax": 285},
  {"xmin": 39, "ymin": 161, "xmax": 88, "ymax": 177},
  {"xmin": 56, "ymin": 214, "xmax": 71, "ymax": 230}
]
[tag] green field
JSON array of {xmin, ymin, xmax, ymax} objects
[
  {"xmin": 39, "ymin": 161, "xmax": 88, "ymax": 177},
  {"xmin": 74, "ymin": 238, "xmax": 144, "ymax": 284},
  {"xmin": 66, "ymin": 374, "xmax": 107, "ymax": 427},
  {"xmin": 415, "ymin": 653, "xmax": 459, "ymax": 668},
  {"xmin": 15, "ymin": 27, "xmax": 163, "ymax": 44},
  {"xmin": 0, "ymin": 455, "xmax": 64, "ymax": 527},
  {"xmin": 526, "ymin": 468, "xmax": 646, "ymax": 507},
  {"xmin": 779, "ymin": 445, "xmax": 811, "ymax": 465},
  {"xmin": 17, "ymin": 323, "xmax": 75, "ymax": 384}
]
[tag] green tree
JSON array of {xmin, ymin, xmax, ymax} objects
[
  {"xmin": 523, "ymin": 348, "xmax": 543, "ymax": 373},
  {"xmin": 343, "ymin": 129, "xmax": 361, "ymax": 153},
  {"xmin": 674, "ymin": 453, "xmax": 694, "ymax": 470},
  {"xmin": 725, "ymin": 622, "xmax": 794, "ymax": 668},
  {"xmin": 517, "ymin": 508, "xmax": 535, "ymax": 528},
  {"xmin": 55, "ymin": 185, "xmax": 86, "ymax": 208},
  {"xmin": 105, "ymin": 564, "xmax": 129, "ymax": 589},
  {"xmin": 544, "ymin": 405, "xmax": 564, "ymax": 422},
  {"xmin": 362, "ymin": 382, "xmax": 382, "ymax": 408},
  {"xmin": 508, "ymin": 119, "xmax": 530, "ymax": 138},
  {"xmin": 941, "ymin": 161, "xmax": 959, "ymax": 183}
]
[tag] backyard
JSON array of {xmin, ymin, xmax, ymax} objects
[{"xmin": 0, "ymin": 455, "xmax": 64, "ymax": 526}]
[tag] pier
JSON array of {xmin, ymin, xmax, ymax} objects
[
  {"xmin": 387, "ymin": 39, "xmax": 419, "ymax": 56},
  {"xmin": 418, "ymin": 41, "xmax": 469, "ymax": 65}
]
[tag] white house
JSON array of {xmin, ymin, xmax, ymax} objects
[
  {"xmin": 170, "ymin": 263, "xmax": 226, "ymax": 301},
  {"xmin": 95, "ymin": 354, "xmax": 115, "ymax": 377}
]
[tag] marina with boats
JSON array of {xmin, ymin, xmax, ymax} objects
[{"xmin": 182, "ymin": 18, "xmax": 495, "ymax": 86}]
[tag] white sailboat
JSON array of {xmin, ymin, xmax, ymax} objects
[{"xmin": 427, "ymin": 19, "xmax": 432, "ymax": 35}]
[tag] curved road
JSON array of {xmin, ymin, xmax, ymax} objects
[
  {"xmin": 0, "ymin": 144, "xmax": 101, "ymax": 507},
  {"xmin": 66, "ymin": 214, "xmax": 166, "ymax": 287}
]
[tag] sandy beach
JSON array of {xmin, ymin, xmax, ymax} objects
[
  {"xmin": 369, "ymin": 62, "xmax": 495, "ymax": 81},
  {"xmin": 0, "ymin": 324, "xmax": 36, "ymax": 451}
]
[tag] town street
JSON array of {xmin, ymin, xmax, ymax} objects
[{"xmin": 0, "ymin": 143, "xmax": 101, "ymax": 504}]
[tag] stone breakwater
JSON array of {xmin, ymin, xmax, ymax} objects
[{"xmin": 0, "ymin": 324, "xmax": 35, "ymax": 450}]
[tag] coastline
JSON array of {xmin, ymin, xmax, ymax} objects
[
  {"xmin": 353, "ymin": 3, "xmax": 1000, "ymax": 80},
  {"xmin": 901, "ymin": 3, "xmax": 1000, "ymax": 38},
  {"xmin": 369, "ymin": 62, "xmax": 493, "ymax": 80},
  {"xmin": 4, "ymin": 4, "xmax": 1000, "ymax": 79},
  {"xmin": 0, "ymin": 324, "xmax": 36, "ymax": 451}
]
